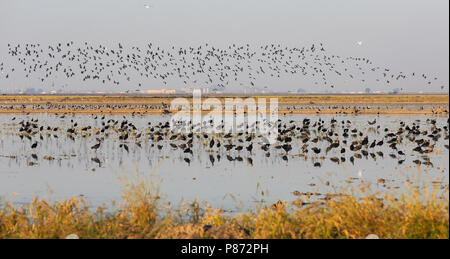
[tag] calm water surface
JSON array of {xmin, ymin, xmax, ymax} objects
[{"xmin": 0, "ymin": 114, "xmax": 448, "ymax": 211}]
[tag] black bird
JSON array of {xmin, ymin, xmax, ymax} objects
[
  {"xmin": 282, "ymin": 144, "xmax": 292, "ymax": 153},
  {"xmin": 246, "ymin": 157, "xmax": 253, "ymax": 166},
  {"xmin": 91, "ymin": 157, "xmax": 101, "ymax": 167},
  {"xmin": 362, "ymin": 137, "xmax": 369, "ymax": 146},
  {"xmin": 224, "ymin": 144, "xmax": 234, "ymax": 151},
  {"xmin": 184, "ymin": 158, "xmax": 191, "ymax": 166},
  {"xmin": 91, "ymin": 143, "xmax": 101, "ymax": 151},
  {"xmin": 209, "ymin": 154, "xmax": 215, "ymax": 166},
  {"xmin": 184, "ymin": 148, "xmax": 193, "ymax": 155},
  {"xmin": 330, "ymin": 157, "xmax": 340, "ymax": 164},
  {"xmin": 246, "ymin": 143, "xmax": 253, "ymax": 152},
  {"xmin": 119, "ymin": 144, "xmax": 129, "ymax": 153}
]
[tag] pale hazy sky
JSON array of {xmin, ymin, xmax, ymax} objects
[{"xmin": 0, "ymin": 0, "xmax": 448, "ymax": 93}]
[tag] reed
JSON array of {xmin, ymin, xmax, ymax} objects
[{"xmin": 0, "ymin": 175, "xmax": 448, "ymax": 239}]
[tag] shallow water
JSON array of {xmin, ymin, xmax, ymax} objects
[{"xmin": 0, "ymin": 113, "xmax": 448, "ymax": 211}]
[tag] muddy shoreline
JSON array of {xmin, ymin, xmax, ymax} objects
[{"xmin": 0, "ymin": 94, "xmax": 448, "ymax": 115}]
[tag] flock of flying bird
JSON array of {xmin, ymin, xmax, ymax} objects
[
  {"xmin": 0, "ymin": 42, "xmax": 446, "ymax": 91},
  {"xmin": 6, "ymin": 115, "xmax": 449, "ymax": 169}
]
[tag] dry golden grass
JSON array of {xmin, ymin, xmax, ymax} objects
[
  {"xmin": 0, "ymin": 174, "xmax": 448, "ymax": 239},
  {"xmin": 0, "ymin": 94, "xmax": 448, "ymax": 115}
]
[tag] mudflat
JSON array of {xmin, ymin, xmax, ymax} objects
[{"xmin": 0, "ymin": 94, "xmax": 448, "ymax": 115}]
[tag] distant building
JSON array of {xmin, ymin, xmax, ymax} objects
[
  {"xmin": 180, "ymin": 87, "xmax": 213, "ymax": 94},
  {"xmin": 391, "ymin": 88, "xmax": 400, "ymax": 94},
  {"xmin": 180, "ymin": 87, "xmax": 193, "ymax": 94},
  {"xmin": 142, "ymin": 89, "xmax": 176, "ymax": 94},
  {"xmin": 24, "ymin": 88, "xmax": 37, "ymax": 94}
]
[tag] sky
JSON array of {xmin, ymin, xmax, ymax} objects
[{"xmin": 0, "ymin": 0, "xmax": 448, "ymax": 93}]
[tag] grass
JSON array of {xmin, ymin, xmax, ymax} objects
[{"xmin": 0, "ymin": 174, "xmax": 448, "ymax": 239}]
